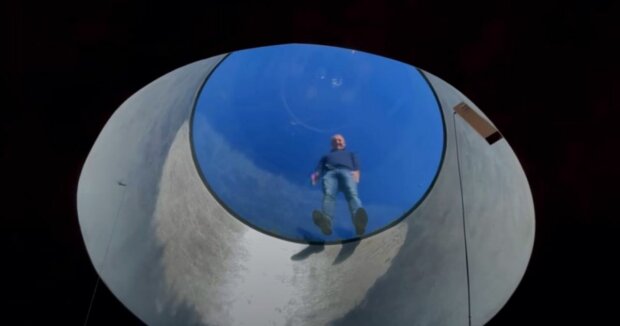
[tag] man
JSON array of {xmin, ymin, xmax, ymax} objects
[{"xmin": 311, "ymin": 134, "xmax": 368, "ymax": 236}]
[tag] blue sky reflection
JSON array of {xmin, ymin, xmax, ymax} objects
[{"xmin": 192, "ymin": 44, "xmax": 444, "ymax": 243}]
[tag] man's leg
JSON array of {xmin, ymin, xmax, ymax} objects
[
  {"xmin": 341, "ymin": 169, "xmax": 367, "ymax": 235},
  {"xmin": 312, "ymin": 170, "xmax": 338, "ymax": 236},
  {"xmin": 340, "ymin": 169, "xmax": 362, "ymax": 215},
  {"xmin": 321, "ymin": 170, "xmax": 338, "ymax": 221}
]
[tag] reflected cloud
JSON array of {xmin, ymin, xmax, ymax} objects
[
  {"xmin": 194, "ymin": 114, "xmax": 323, "ymax": 239},
  {"xmin": 331, "ymin": 77, "xmax": 343, "ymax": 87},
  {"xmin": 316, "ymin": 67, "xmax": 326, "ymax": 80}
]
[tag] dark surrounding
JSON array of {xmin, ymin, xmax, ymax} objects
[{"xmin": 5, "ymin": 1, "xmax": 619, "ymax": 324}]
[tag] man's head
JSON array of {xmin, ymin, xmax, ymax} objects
[{"xmin": 331, "ymin": 134, "xmax": 346, "ymax": 150}]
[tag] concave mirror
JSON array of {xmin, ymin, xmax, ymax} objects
[{"xmin": 191, "ymin": 43, "xmax": 445, "ymax": 243}]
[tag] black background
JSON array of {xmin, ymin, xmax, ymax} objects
[{"xmin": 5, "ymin": 0, "xmax": 619, "ymax": 324}]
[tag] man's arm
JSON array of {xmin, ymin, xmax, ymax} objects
[
  {"xmin": 311, "ymin": 172, "xmax": 320, "ymax": 185},
  {"xmin": 352, "ymin": 170, "xmax": 360, "ymax": 183},
  {"xmin": 311, "ymin": 157, "xmax": 325, "ymax": 186}
]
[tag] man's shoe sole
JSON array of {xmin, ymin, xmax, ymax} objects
[
  {"xmin": 312, "ymin": 210, "xmax": 332, "ymax": 235},
  {"xmin": 353, "ymin": 208, "xmax": 368, "ymax": 235}
]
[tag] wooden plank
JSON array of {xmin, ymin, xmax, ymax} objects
[{"xmin": 453, "ymin": 102, "xmax": 503, "ymax": 144}]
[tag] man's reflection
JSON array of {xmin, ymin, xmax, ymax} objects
[{"xmin": 310, "ymin": 134, "xmax": 368, "ymax": 236}]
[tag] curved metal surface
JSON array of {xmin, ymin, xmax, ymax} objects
[
  {"xmin": 422, "ymin": 72, "xmax": 535, "ymax": 325},
  {"xmin": 77, "ymin": 47, "xmax": 534, "ymax": 325}
]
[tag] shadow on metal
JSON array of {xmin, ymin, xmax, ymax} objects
[
  {"xmin": 291, "ymin": 244, "xmax": 325, "ymax": 261},
  {"xmin": 333, "ymin": 241, "xmax": 361, "ymax": 265}
]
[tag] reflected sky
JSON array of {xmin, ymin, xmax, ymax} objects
[{"xmin": 192, "ymin": 44, "xmax": 444, "ymax": 243}]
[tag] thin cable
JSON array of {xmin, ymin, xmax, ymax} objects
[
  {"xmin": 453, "ymin": 112, "xmax": 472, "ymax": 326},
  {"xmin": 83, "ymin": 277, "xmax": 100, "ymax": 325},
  {"xmin": 84, "ymin": 181, "xmax": 128, "ymax": 325}
]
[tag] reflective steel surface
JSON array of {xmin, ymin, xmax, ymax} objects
[{"xmin": 77, "ymin": 44, "xmax": 534, "ymax": 326}]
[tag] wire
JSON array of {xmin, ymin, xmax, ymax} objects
[{"xmin": 453, "ymin": 112, "xmax": 472, "ymax": 326}]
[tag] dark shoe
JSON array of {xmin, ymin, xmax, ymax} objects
[
  {"xmin": 353, "ymin": 208, "xmax": 368, "ymax": 235},
  {"xmin": 312, "ymin": 210, "xmax": 332, "ymax": 235}
]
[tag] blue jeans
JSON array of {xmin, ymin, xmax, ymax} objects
[{"xmin": 321, "ymin": 168, "xmax": 362, "ymax": 221}]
